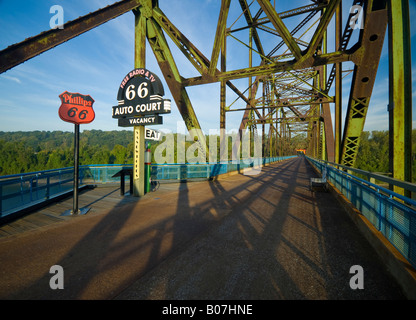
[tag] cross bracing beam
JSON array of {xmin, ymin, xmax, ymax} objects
[
  {"xmin": 340, "ymin": 1, "xmax": 388, "ymax": 167},
  {"xmin": 0, "ymin": 0, "xmax": 143, "ymax": 74},
  {"xmin": 0, "ymin": 0, "xmax": 409, "ymax": 175}
]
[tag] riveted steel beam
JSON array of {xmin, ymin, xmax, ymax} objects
[
  {"xmin": 210, "ymin": 0, "xmax": 232, "ymax": 76},
  {"xmin": 144, "ymin": 11, "xmax": 207, "ymax": 159},
  {"xmin": 152, "ymin": 7, "xmax": 210, "ymax": 75},
  {"xmin": 341, "ymin": 2, "xmax": 388, "ymax": 167},
  {"xmin": 0, "ymin": 0, "xmax": 142, "ymax": 74},
  {"xmin": 257, "ymin": 0, "xmax": 302, "ymax": 61},
  {"xmin": 300, "ymin": 0, "xmax": 341, "ymax": 64},
  {"xmin": 145, "ymin": 28, "xmax": 193, "ymax": 117},
  {"xmin": 152, "ymin": 6, "xmax": 255, "ymax": 108},
  {"xmin": 237, "ymin": 0, "xmax": 265, "ymax": 57},
  {"xmin": 388, "ymin": 0, "xmax": 412, "ymax": 196},
  {"xmin": 318, "ymin": 64, "xmax": 335, "ymax": 162},
  {"xmin": 334, "ymin": 1, "xmax": 343, "ymax": 164},
  {"xmin": 182, "ymin": 50, "xmax": 352, "ymax": 87},
  {"xmin": 132, "ymin": 9, "xmax": 147, "ymax": 197},
  {"xmin": 326, "ymin": 0, "xmax": 365, "ymax": 93}
]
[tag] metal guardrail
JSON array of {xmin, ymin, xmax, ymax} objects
[
  {"xmin": 309, "ymin": 158, "xmax": 416, "ymax": 197},
  {"xmin": 151, "ymin": 156, "xmax": 295, "ymax": 181},
  {"xmin": 0, "ymin": 157, "xmax": 295, "ymax": 221},
  {"xmin": 307, "ymin": 156, "xmax": 416, "ymax": 269},
  {"xmin": 0, "ymin": 166, "xmax": 93, "ymax": 220}
]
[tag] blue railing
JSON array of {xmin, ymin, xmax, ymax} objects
[
  {"xmin": 0, "ymin": 156, "xmax": 295, "ymax": 221},
  {"xmin": 307, "ymin": 156, "xmax": 416, "ymax": 269},
  {"xmin": 0, "ymin": 166, "xmax": 93, "ymax": 219},
  {"xmin": 151, "ymin": 156, "xmax": 295, "ymax": 181}
]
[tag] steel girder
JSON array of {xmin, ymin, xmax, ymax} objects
[
  {"xmin": 388, "ymin": 0, "xmax": 413, "ymax": 195},
  {"xmin": 0, "ymin": 0, "xmax": 143, "ymax": 73},
  {"xmin": 340, "ymin": 0, "xmax": 388, "ymax": 167}
]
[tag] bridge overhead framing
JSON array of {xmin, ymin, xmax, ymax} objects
[{"xmin": 0, "ymin": 0, "xmax": 412, "ymax": 189}]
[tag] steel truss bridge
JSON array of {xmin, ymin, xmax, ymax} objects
[{"xmin": 0, "ymin": 0, "xmax": 412, "ymax": 195}]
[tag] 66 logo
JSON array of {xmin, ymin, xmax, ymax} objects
[{"xmin": 59, "ymin": 91, "xmax": 95, "ymax": 125}]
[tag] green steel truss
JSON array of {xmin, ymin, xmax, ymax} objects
[{"xmin": 0, "ymin": 0, "xmax": 412, "ymax": 188}]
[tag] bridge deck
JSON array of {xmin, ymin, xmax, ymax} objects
[{"xmin": 0, "ymin": 157, "xmax": 405, "ymax": 299}]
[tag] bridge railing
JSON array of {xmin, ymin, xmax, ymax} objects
[
  {"xmin": 307, "ymin": 156, "xmax": 416, "ymax": 269},
  {"xmin": 0, "ymin": 166, "xmax": 94, "ymax": 220},
  {"xmin": 151, "ymin": 156, "xmax": 295, "ymax": 181},
  {"xmin": 0, "ymin": 156, "xmax": 295, "ymax": 222}
]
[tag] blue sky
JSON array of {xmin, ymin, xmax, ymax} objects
[{"xmin": 0, "ymin": 0, "xmax": 415, "ymax": 135}]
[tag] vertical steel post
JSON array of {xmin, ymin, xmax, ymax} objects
[
  {"xmin": 144, "ymin": 142, "xmax": 151, "ymax": 193},
  {"xmin": 262, "ymin": 81, "xmax": 266, "ymax": 159},
  {"xmin": 388, "ymin": 0, "xmax": 412, "ymax": 196},
  {"xmin": 335, "ymin": 2, "xmax": 342, "ymax": 164},
  {"xmin": 321, "ymin": 9, "xmax": 328, "ymax": 161},
  {"xmin": 62, "ymin": 123, "xmax": 89, "ymax": 216},
  {"xmin": 73, "ymin": 123, "xmax": 79, "ymax": 214},
  {"xmin": 248, "ymin": 27, "xmax": 253, "ymax": 158},
  {"xmin": 220, "ymin": 24, "xmax": 227, "ymax": 163},
  {"xmin": 133, "ymin": 10, "xmax": 146, "ymax": 197}
]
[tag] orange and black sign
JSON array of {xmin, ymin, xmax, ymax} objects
[{"xmin": 59, "ymin": 91, "xmax": 95, "ymax": 124}]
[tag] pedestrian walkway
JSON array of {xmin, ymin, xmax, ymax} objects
[{"xmin": 0, "ymin": 157, "xmax": 406, "ymax": 299}]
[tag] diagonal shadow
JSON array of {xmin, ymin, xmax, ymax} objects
[
  {"xmin": 2, "ymin": 157, "xmax": 405, "ymax": 300},
  {"xmin": 119, "ymin": 157, "xmax": 406, "ymax": 299}
]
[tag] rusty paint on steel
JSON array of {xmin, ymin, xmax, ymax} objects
[
  {"xmin": 388, "ymin": 0, "xmax": 413, "ymax": 196},
  {"xmin": 0, "ymin": 0, "xmax": 408, "ymax": 171},
  {"xmin": 0, "ymin": 0, "xmax": 142, "ymax": 74},
  {"xmin": 341, "ymin": 5, "xmax": 388, "ymax": 167}
]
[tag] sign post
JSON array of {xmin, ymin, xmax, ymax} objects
[
  {"xmin": 144, "ymin": 142, "xmax": 152, "ymax": 193},
  {"xmin": 71, "ymin": 123, "xmax": 82, "ymax": 215},
  {"xmin": 58, "ymin": 91, "xmax": 95, "ymax": 216},
  {"xmin": 113, "ymin": 68, "xmax": 170, "ymax": 196}
]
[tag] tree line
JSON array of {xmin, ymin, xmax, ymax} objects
[
  {"xmin": 0, "ymin": 130, "xmax": 134, "ymax": 175},
  {"xmin": 0, "ymin": 130, "xmax": 414, "ymax": 182},
  {"xmin": 355, "ymin": 130, "xmax": 416, "ymax": 183}
]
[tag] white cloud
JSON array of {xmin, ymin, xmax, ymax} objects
[{"xmin": 0, "ymin": 74, "xmax": 21, "ymax": 84}]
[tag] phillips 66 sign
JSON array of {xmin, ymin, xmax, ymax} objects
[
  {"xmin": 112, "ymin": 68, "xmax": 171, "ymax": 126},
  {"xmin": 59, "ymin": 91, "xmax": 95, "ymax": 125}
]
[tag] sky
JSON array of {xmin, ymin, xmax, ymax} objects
[{"xmin": 0, "ymin": 0, "xmax": 415, "ymax": 136}]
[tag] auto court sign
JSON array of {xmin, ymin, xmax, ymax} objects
[{"xmin": 112, "ymin": 68, "xmax": 171, "ymax": 126}]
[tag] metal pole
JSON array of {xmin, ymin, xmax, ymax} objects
[
  {"xmin": 388, "ymin": 0, "xmax": 412, "ymax": 197},
  {"xmin": 145, "ymin": 142, "xmax": 151, "ymax": 193},
  {"xmin": 133, "ymin": 9, "xmax": 146, "ymax": 197},
  {"xmin": 220, "ymin": 26, "xmax": 227, "ymax": 163},
  {"xmin": 62, "ymin": 123, "xmax": 90, "ymax": 216},
  {"xmin": 73, "ymin": 123, "xmax": 79, "ymax": 214},
  {"xmin": 335, "ymin": 2, "xmax": 342, "ymax": 164}
]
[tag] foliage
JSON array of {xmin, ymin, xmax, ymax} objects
[
  {"xmin": 0, "ymin": 130, "xmax": 134, "ymax": 175},
  {"xmin": 0, "ymin": 130, "xmax": 414, "ymax": 182},
  {"xmin": 355, "ymin": 131, "xmax": 389, "ymax": 173},
  {"xmin": 355, "ymin": 130, "xmax": 416, "ymax": 183}
]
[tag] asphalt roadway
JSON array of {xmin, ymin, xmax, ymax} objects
[{"xmin": 0, "ymin": 157, "xmax": 406, "ymax": 300}]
